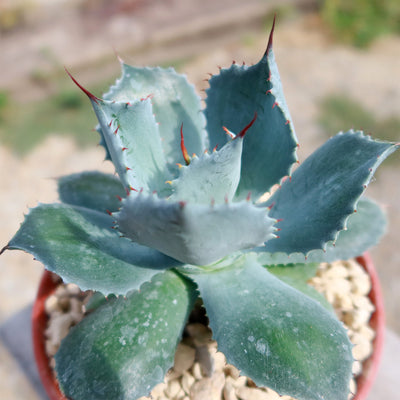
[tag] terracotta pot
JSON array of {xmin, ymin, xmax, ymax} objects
[
  {"xmin": 31, "ymin": 254, "xmax": 385, "ymax": 400},
  {"xmin": 353, "ymin": 254, "xmax": 385, "ymax": 400},
  {"xmin": 31, "ymin": 270, "xmax": 67, "ymax": 400}
]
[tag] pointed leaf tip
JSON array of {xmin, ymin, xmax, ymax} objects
[
  {"xmin": 112, "ymin": 46, "xmax": 124, "ymax": 65},
  {"xmin": 0, "ymin": 245, "xmax": 9, "ymax": 255},
  {"xmin": 266, "ymin": 14, "xmax": 276, "ymax": 56},
  {"xmin": 64, "ymin": 67, "xmax": 101, "ymax": 104}
]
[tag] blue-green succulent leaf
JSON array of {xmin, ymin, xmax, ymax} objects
[
  {"xmin": 91, "ymin": 98, "xmax": 170, "ymax": 194},
  {"xmin": 267, "ymin": 264, "xmax": 333, "ymax": 311},
  {"xmin": 104, "ymin": 64, "xmax": 207, "ymax": 175},
  {"xmin": 96, "ymin": 124, "xmax": 112, "ymax": 161},
  {"xmin": 205, "ymin": 27, "xmax": 298, "ymax": 199},
  {"xmin": 115, "ymin": 192, "xmax": 276, "ymax": 265},
  {"xmin": 191, "ymin": 255, "xmax": 352, "ymax": 400},
  {"xmin": 170, "ymin": 135, "xmax": 245, "ymax": 204},
  {"xmin": 262, "ymin": 131, "xmax": 398, "ymax": 256},
  {"xmin": 7, "ymin": 204, "xmax": 179, "ymax": 295},
  {"xmin": 255, "ymin": 197, "xmax": 387, "ymax": 265},
  {"xmin": 58, "ymin": 171, "xmax": 125, "ymax": 213},
  {"xmin": 55, "ymin": 270, "xmax": 198, "ymax": 400}
]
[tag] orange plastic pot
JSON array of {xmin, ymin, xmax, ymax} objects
[{"xmin": 32, "ymin": 254, "xmax": 385, "ymax": 400}]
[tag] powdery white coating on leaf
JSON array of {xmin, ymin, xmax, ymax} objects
[
  {"xmin": 192, "ymin": 255, "xmax": 353, "ymax": 400},
  {"xmin": 262, "ymin": 131, "xmax": 399, "ymax": 256},
  {"xmin": 115, "ymin": 192, "xmax": 276, "ymax": 265},
  {"xmin": 205, "ymin": 47, "xmax": 298, "ymax": 199},
  {"xmin": 91, "ymin": 98, "xmax": 170, "ymax": 194},
  {"xmin": 103, "ymin": 64, "xmax": 208, "ymax": 176},
  {"xmin": 170, "ymin": 135, "xmax": 245, "ymax": 204},
  {"xmin": 7, "ymin": 203, "xmax": 179, "ymax": 295},
  {"xmin": 255, "ymin": 338, "xmax": 270, "ymax": 356},
  {"xmin": 55, "ymin": 270, "xmax": 197, "ymax": 400},
  {"xmin": 266, "ymin": 48, "xmax": 297, "ymax": 142}
]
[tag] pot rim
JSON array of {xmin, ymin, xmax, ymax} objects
[
  {"xmin": 353, "ymin": 254, "xmax": 385, "ymax": 399},
  {"xmin": 31, "ymin": 270, "xmax": 68, "ymax": 400}
]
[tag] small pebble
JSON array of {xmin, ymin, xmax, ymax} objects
[
  {"xmin": 44, "ymin": 295, "xmax": 61, "ymax": 314},
  {"xmin": 358, "ymin": 325, "xmax": 376, "ymax": 341},
  {"xmin": 181, "ymin": 371, "xmax": 195, "ymax": 394},
  {"xmin": 165, "ymin": 379, "xmax": 185, "ymax": 399},
  {"xmin": 213, "ymin": 351, "xmax": 227, "ymax": 372},
  {"xmin": 352, "ymin": 360, "xmax": 363, "ymax": 376},
  {"xmin": 352, "ymin": 333, "xmax": 373, "ymax": 361},
  {"xmin": 349, "ymin": 379, "xmax": 357, "ymax": 399},
  {"xmin": 192, "ymin": 362, "xmax": 203, "ymax": 380},
  {"xmin": 236, "ymin": 386, "xmax": 272, "ymax": 400},
  {"xmin": 45, "ymin": 313, "xmax": 74, "ymax": 347},
  {"xmin": 324, "ymin": 263, "xmax": 349, "ymax": 279},
  {"xmin": 150, "ymin": 382, "xmax": 165, "ymax": 398},
  {"xmin": 231, "ymin": 375, "xmax": 247, "ymax": 389},
  {"xmin": 191, "ymin": 372, "xmax": 225, "ymax": 400},
  {"xmin": 223, "ymin": 378, "xmax": 238, "ymax": 400},
  {"xmin": 196, "ymin": 344, "xmax": 214, "ymax": 377},
  {"xmin": 66, "ymin": 283, "xmax": 81, "ymax": 295},
  {"xmin": 224, "ymin": 364, "xmax": 240, "ymax": 380},
  {"xmin": 185, "ymin": 323, "xmax": 213, "ymax": 345},
  {"xmin": 173, "ymin": 343, "xmax": 196, "ymax": 375}
]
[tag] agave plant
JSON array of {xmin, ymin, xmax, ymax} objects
[{"xmin": 2, "ymin": 21, "xmax": 398, "ymax": 400}]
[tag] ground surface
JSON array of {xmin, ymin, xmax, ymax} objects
[{"xmin": 0, "ymin": 1, "xmax": 399, "ymax": 398}]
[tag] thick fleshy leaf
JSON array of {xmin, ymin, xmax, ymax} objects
[
  {"xmin": 267, "ymin": 264, "xmax": 333, "ymax": 311},
  {"xmin": 90, "ymin": 98, "xmax": 171, "ymax": 194},
  {"xmin": 96, "ymin": 123, "xmax": 112, "ymax": 161},
  {"xmin": 55, "ymin": 270, "xmax": 198, "ymax": 400},
  {"xmin": 115, "ymin": 192, "xmax": 276, "ymax": 265},
  {"xmin": 7, "ymin": 204, "xmax": 179, "ymax": 294},
  {"xmin": 170, "ymin": 135, "xmax": 244, "ymax": 204},
  {"xmin": 255, "ymin": 197, "xmax": 387, "ymax": 265},
  {"xmin": 205, "ymin": 26, "xmax": 298, "ymax": 198},
  {"xmin": 191, "ymin": 255, "xmax": 353, "ymax": 400},
  {"xmin": 58, "ymin": 171, "xmax": 125, "ymax": 213},
  {"xmin": 67, "ymin": 70, "xmax": 170, "ymax": 194},
  {"xmin": 104, "ymin": 64, "xmax": 207, "ymax": 175},
  {"xmin": 263, "ymin": 131, "xmax": 398, "ymax": 255}
]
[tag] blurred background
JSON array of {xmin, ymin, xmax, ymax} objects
[{"xmin": 0, "ymin": 0, "xmax": 399, "ymax": 398}]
